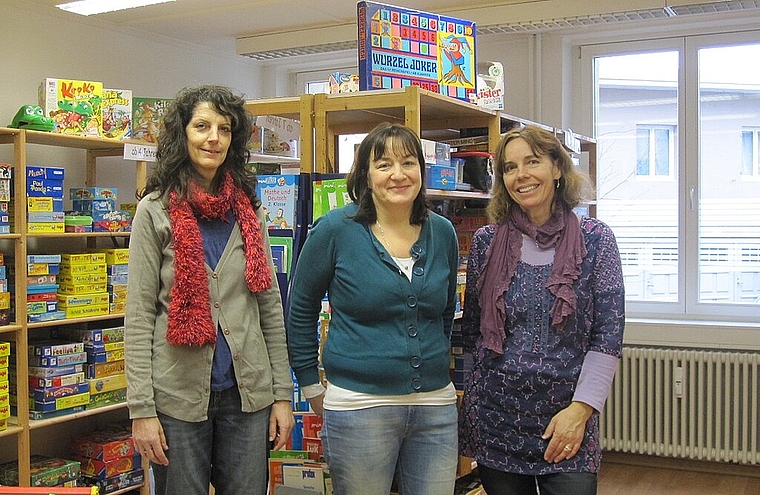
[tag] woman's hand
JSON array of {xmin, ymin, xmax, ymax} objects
[
  {"xmin": 132, "ymin": 417, "xmax": 170, "ymax": 466},
  {"xmin": 307, "ymin": 391, "xmax": 326, "ymax": 417},
  {"xmin": 541, "ymin": 401, "xmax": 593, "ymax": 463},
  {"xmin": 269, "ymin": 400, "xmax": 295, "ymax": 450}
]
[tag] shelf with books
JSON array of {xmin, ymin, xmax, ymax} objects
[
  {"xmin": 313, "ymin": 85, "xmax": 501, "ymax": 174},
  {"xmin": 244, "ymin": 94, "xmax": 314, "ymax": 173},
  {"xmin": 0, "ymin": 127, "xmax": 146, "ymax": 493}
]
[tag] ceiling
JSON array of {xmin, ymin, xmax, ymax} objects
[
  {"xmin": 19, "ymin": 0, "xmax": 474, "ymax": 56},
  {"xmin": 16, "ymin": 0, "xmax": 760, "ymax": 60}
]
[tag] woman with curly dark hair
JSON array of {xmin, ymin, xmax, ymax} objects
[{"xmin": 125, "ymin": 85, "xmax": 293, "ymax": 495}]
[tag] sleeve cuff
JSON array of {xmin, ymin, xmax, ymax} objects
[{"xmin": 573, "ymin": 350, "xmax": 619, "ymax": 413}]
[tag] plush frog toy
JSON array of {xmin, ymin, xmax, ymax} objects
[{"xmin": 9, "ymin": 104, "xmax": 55, "ymax": 132}]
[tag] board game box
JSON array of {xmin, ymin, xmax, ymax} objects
[
  {"xmin": 38, "ymin": 78, "xmax": 104, "ymax": 137},
  {"xmin": 357, "ymin": 1, "xmax": 477, "ymax": 102},
  {"xmin": 132, "ymin": 97, "xmax": 172, "ymax": 144},
  {"xmin": 101, "ymin": 89, "xmax": 133, "ymax": 140}
]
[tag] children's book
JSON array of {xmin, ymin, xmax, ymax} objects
[
  {"xmin": 269, "ymin": 236, "xmax": 293, "ymax": 277},
  {"xmin": 256, "ymin": 174, "xmax": 299, "ymax": 230},
  {"xmin": 132, "ymin": 97, "xmax": 172, "ymax": 144},
  {"xmin": 101, "ymin": 89, "xmax": 133, "ymax": 140},
  {"xmin": 357, "ymin": 1, "xmax": 477, "ymax": 102},
  {"xmin": 312, "ymin": 177, "xmax": 349, "ymax": 222}
]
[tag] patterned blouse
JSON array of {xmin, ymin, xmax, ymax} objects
[{"xmin": 459, "ymin": 216, "xmax": 625, "ymax": 475}]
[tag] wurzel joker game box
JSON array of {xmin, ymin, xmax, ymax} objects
[{"xmin": 357, "ymin": 1, "xmax": 477, "ymax": 102}]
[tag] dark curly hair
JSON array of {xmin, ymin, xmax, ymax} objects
[
  {"xmin": 140, "ymin": 85, "xmax": 257, "ymax": 203},
  {"xmin": 346, "ymin": 122, "xmax": 429, "ymax": 225}
]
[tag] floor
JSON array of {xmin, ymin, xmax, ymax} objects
[{"xmin": 597, "ymin": 454, "xmax": 760, "ymax": 495}]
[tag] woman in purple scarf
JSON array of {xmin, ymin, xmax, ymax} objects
[{"xmin": 459, "ymin": 125, "xmax": 625, "ymax": 495}]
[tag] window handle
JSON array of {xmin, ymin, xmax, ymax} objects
[{"xmin": 689, "ymin": 186, "xmax": 696, "ymax": 210}]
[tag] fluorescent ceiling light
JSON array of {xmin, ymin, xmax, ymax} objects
[{"xmin": 56, "ymin": 0, "xmax": 175, "ymax": 16}]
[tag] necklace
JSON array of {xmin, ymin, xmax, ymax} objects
[{"xmin": 375, "ymin": 221, "xmax": 414, "ymax": 271}]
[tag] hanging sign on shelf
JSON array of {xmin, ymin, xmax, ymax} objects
[{"xmin": 123, "ymin": 142, "xmax": 157, "ymax": 162}]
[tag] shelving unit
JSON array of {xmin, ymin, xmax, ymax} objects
[
  {"xmin": 313, "ymin": 85, "xmax": 501, "ymax": 175},
  {"xmin": 0, "ymin": 127, "xmax": 148, "ymax": 494},
  {"xmin": 244, "ymin": 94, "xmax": 314, "ymax": 173}
]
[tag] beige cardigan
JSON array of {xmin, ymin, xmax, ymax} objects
[{"xmin": 125, "ymin": 192, "xmax": 292, "ymax": 422}]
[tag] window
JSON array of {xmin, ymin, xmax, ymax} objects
[
  {"xmin": 741, "ymin": 127, "xmax": 760, "ymax": 177},
  {"xmin": 636, "ymin": 125, "xmax": 675, "ymax": 177},
  {"xmin": 581, "ymin": 34, "xmax": 760, "ymax": 321}
]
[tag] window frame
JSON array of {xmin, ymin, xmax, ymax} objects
[{"xmin": 578, "ymin": 32, "xmax": 760, "ymax": 323}]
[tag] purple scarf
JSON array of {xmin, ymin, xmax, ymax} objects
[{"xmin": 475, "ymin": 203, "xmax": 587, "ymax": 354}]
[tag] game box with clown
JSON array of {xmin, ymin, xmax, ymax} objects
[{"xmin": 357, "ymin": 1, "xmax": 477, "ymax": 103}]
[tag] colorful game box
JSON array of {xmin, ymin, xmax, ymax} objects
[
  {"xmin": 132, "ymin": 97, "xmax": 172, "ymax": 143},
  {"xmin": 38, "ymin": 78, "xmax": 104, "ymax": 137},
  {"xmin": 357, "ymin": 1, "xmax": 477, "ymax": 102},
  {"xmin": 101, "ymin": 89, "xmax": 133, "ymax": 140}
]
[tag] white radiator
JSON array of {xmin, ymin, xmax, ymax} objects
[{"xmin": 600, "ymin": 347, "xmax": 760, "ymax": 465}]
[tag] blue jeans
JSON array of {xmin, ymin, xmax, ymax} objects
[
  {"xmin": 479, "ymin": 465, "xmax": 598, "ymax": 495},
  {"xmin": 152, "ymin": 387, "xmax": 270, "ymax": 495},
  {"xmin": 321, "ymin": 404, "xmax": 458, "ymax": 495}
]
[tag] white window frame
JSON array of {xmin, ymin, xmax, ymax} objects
[
  {"xmin": 740, "ymin": 127, "xmax": 760, "ymax": 180},
  {"xmin": 636, "ymin": 124, "xmax": 676, "ymax": 179},
  {"xmin": 578, "ymin": 32, "xmax": 760, "ymax": 324}
]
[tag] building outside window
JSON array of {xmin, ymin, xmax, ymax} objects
[{"xmin": 582, "ymin": 34, "xmax": 760, "ymax": 319}]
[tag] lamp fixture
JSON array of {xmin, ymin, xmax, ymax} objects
[{"xmin": 56, "ymin": 0, "xmax": 175, "ymax": 16}]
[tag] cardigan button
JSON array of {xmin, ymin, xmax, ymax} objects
[
  {"xmin": 413, "ymin": 266, "xmax": 424, "ymax": 276},
  {"xmin": 214, "ymin": 302, "xmax": 220, "ymax": 308},
  {"xmin": 411, "ymin": 378, "xmax": 421, "ymax": 390},
  {"xmin": 406, "ymin": 295, "xmax": 417, "ymax": 308},
  {"xmin": 411, "ymin": 356, "xmax": 421, "ymax": 368},
  {"xmin": 212, "ymin": 272, "xmax": 218, "ymax": 279},
  {"xmin": 407, "ymin": 325, "xmax": 418, "ymax": 337}
]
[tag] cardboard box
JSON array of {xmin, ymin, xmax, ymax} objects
[
  {"xmin": 71, "ymin": 427, "xmax": 135, "ymax": 461},
  {"xmin": 0, "ymin": 454, "xmax": 80, "ymax": 487},
  {"xmin": 38, "ymin": 78, "xmax": 104, "ymax": 137},
  {"xmin": 426, "ymin": 164, "xmax": 457, "ymax": 190}
]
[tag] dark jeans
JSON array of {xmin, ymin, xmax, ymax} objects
[
  {"xmin": 151, "ymin": 387, "xmax": 271, "ymax": 495},
  {"xmin": 479, "ymin": 465, "xmax": 598, "ymax": 495}
]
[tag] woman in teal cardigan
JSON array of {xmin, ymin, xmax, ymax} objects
[{"xmin": 288, "ymin": 122, "xmax": 460, "ymax": 495}]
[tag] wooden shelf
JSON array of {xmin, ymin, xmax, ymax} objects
[
  {"xmin": 313, "ymin": 86, "xmax": 501, "ymax": 173},
  {"xmin": 0, "ymin": 127, "xmax": 146, "ymax": 493},
  {"xmin": 29, "ymin": 403, "xmax": 128, "ymax": 430},
  {"xmin": 244, "ymin": 94, "xmax": 314, "ymax": 173},
  {"xmin": 27, "ymin": 313, "xmax": 124, "ymax": 330}
]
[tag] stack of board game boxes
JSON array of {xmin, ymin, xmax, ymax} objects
[
  {"xmin": 0, "ymin": 454, "xmax": 81, "ymax": 487},
  {"xmin": 27, "ymin": 166, "xmax": 65, "ymax": 234},
  {"xmin": 0, "ymin": 163, "xmax": 10, "ymax": 234},
  {"xmin": 52, "ymin": 326, "xmax": 127, "ymax": 410},
  {"xmin": 69, "ymin": 188, "xmax": 131, "ymax": 233},
  {"xmin": 0, "ymin": 253, "xmax": 9, "ymax": 325},
  {"xmin": 0, "ymin": 340, "xmax": 9, "ymax": 431},
  {"xmin": 71, "ymin": 424, "xmax": 144, "ymax": 493}
]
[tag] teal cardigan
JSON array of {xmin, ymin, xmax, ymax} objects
[{"xmin": 287, "ymin": 203, "xmax": 459, "ymax": 395}]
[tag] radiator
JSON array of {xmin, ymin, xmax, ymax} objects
[{"xmin": 600, "ymin": 347, "xmax": 760, "ymax": 465}]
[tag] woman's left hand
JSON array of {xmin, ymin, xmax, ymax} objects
[
  {"xmin": 269, "ymin": 400, "xmax": 295, "ymax": 451},
  {"xmin": 541, "ymin": 401, "xmax": 594, "ymax": 463}
]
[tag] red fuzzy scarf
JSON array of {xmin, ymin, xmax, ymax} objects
[{"xmin": 167, "ymin": 172, "xmax": 271, "ymax": 346}]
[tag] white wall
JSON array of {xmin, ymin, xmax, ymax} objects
[{"xmin": 0, "ymin": 3, "xmax": 263, "ymax": 199}]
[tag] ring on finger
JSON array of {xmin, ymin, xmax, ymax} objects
[{"xmin": 563, "ymin": 444, "xmax": 572, "ymax": 451}]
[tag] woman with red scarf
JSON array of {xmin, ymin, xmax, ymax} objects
[
  {"xmin": 459, "ymin": 125, "xmax": 625, "ymax": 495},
  {"xmin": 125, "ymin": 85, "xmax": 293, "ymax": 495}
]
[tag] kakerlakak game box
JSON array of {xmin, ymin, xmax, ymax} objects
[{"xmin": 357, "ymin": 1, "xmax": 477, "ymax": 102}]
